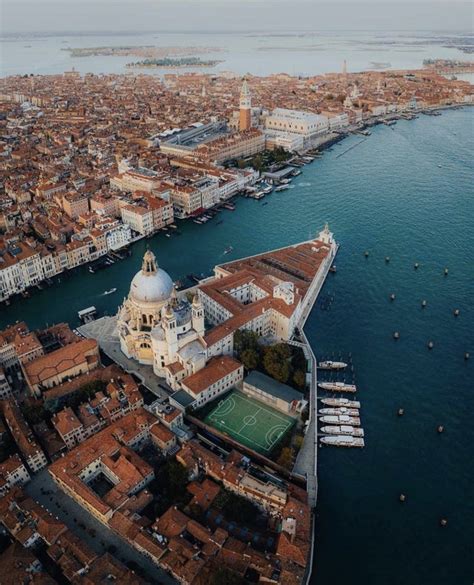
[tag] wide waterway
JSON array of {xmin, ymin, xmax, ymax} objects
[{"xmin": 1, "ymin": 108, "xmax": 473, "ymax": 584}]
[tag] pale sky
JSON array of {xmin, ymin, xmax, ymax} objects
[{"xmin": 2, "ymin": 1, "xmax": 472, "ymax": 34}]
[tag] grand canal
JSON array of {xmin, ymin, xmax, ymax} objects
[{"xmin": 1, "ymin": 108, "xmax": 473, "ymax": 585}]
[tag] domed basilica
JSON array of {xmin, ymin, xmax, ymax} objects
[{"xmin": 118, "ymin": 250, "xmax": 207, "ymax": 387}]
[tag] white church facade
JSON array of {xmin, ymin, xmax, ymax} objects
[{"xmin": 117, "ymin": 224, "xmax": 335, "ymax": 407}]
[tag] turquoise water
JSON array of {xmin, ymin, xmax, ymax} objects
[{"xmin": 1, "ymin": 109, "xmax": 472, "ymax": 584}]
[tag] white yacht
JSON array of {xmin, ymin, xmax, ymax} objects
[
  {"xmin": 318, "ymin": 360, "xmax": 348, "ymax": 370},
  {"xmin": 321, "ymin": 425, "xmax": 364, "ymax": 437},
  {"xmin": 318, "ymin": 381, "xmax": 357, "ymax": 393},
  {"xmin": 320, "ymin": 414, "xmax": 361, "ymax": 426},
  {"xmin": 319, "ymin": 407, "xmax": 359, "ymax": 416},
  {"xmin": 320, "ymin": 435, "xmax": 365, "ymax": 448},
  {"xmin": 320, "ymin": 397, "xmax": 360, "ymax": 408}
]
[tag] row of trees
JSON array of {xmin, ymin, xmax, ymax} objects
[{"xmin": 234, "ymin": 330, "xmax": 307, "ymax": 390}]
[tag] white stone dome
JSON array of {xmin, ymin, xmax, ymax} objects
[{"xmin": 130, "ymin": 250, "xmax": 173, "ymax": 304}]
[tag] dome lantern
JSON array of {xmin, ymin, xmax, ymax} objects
[
  {"xmin": 130, "ymin": 250, "xmax": 173, "ymax": 304},
  {"xmin": 142, "ymin": 249, "xmax": 158, "ymax": 275}
]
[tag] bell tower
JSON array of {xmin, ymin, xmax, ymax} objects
[
  {"xmin": 163, "ymin": 303, "xmax": 178, "ymax": 361},
  {"xmin": 192, "ymin": 293, "xmax": 205, "ymax": 337},
  {"xmin": 239, "ymin": 78, "xmax": 252, "ymax": 132},
  {"xmin": 318, "ymin": 222, "xmax": 333, "ymax": 245}
]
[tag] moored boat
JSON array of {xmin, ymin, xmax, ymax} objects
[
  {"xmin": 319, "ymin": 407, "xmax": 359, "ymax": 416},
  {"xmin": 320, "ymin": 397, "xmax": 360, "ymax": 408},
  {"xmin": 318, "ymin": 381, "xmax": 357, "ymax": 393},
  {"xmin": 318, "ymin": 360, "xmax": 347, "ymax": 370},
  {"xmin": 320, "ymin": 435, "xmax": 365, "ymax": 447},
  {"xmin": 320, "ymin": 414, "xmax": 361, "ymax": 426},
  {"xmin": 321, "ymin": 425, "xmax": 364, "ymax": 437}
]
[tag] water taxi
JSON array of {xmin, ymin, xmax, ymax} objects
[
  {"xmin": 320, "ymin": 435, "xmax": 365, "ymax": 447},
  {"xmin": 224, "ymin": 246, "xmax": 233, "ymax": 255},
  {"xmin": 321, "ymin": 425, "xmax": 364, "ymax": 437},
  {"xmin": 275, "ymin": 184, "xmax": 290, "ymax": 192},
  {"xmin": 318, "ymin": 381, "xmax": 357, "ymax": 393},
  {"xmin": 318, "ymin": 360, "xmax": 347, "ymax": 370},
  {"xmin": 321, "ymin": 397, "xmax": 360, "ymax": 408},
  {"xmin": 103, "ymin": 288, "xmax": 117, "ymax": 295}
]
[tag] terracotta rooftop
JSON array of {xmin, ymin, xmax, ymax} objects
[{"xmin": 181, "ymin": 355, "xmax": 242, "ymax": 396}]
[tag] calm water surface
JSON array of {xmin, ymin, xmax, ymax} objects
[
  {"xmin": 1, "ymin": 109, "xmax": 472, "ymax": 585},
  {"xmin": 0, "ymin": 30, "xmax": 469, "ymax": 77}
]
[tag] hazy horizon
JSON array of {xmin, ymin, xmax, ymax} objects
[{"xmin": 2, "ymin": 1, "xmax": 472, "ymax": 35}]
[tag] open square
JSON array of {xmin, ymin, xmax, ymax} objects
[{"xmin": 203, "ymin": 389, "xmax": 295, "ymax": 454}]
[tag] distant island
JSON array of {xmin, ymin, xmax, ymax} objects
[
  {"xmin": 63, "ymin": 45, "xmax": 224, "ymax": 60},
  {"xmin": 126, "ymin": 57, "xmax": 224, "ymax": 69}
]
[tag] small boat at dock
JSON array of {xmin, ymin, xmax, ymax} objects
[
  {"xmin": 320, "ymin": 435, "xmax": 365, "ymax": 447},
  {"xmin": 275, "ymin": 185, "xmax": 290, "ymax": 192},
  {"xmin": 318, "ymin": 360, "xmax": 347, "ymax": 370},
  {"xmin": 321, "ymin": 425, "xmax": 364, "ymax": 437},
  {"xmin": 318, "ymin": 381, "xmax": 357, "ymax": 393},
  {"xmin": 320, "ymin": 397, "xmax": 360, "ymax": 408}
]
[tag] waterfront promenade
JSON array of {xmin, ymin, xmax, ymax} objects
[{"xmin": 293, "ymin": 241, "xmax": 339, "ymax": 504}]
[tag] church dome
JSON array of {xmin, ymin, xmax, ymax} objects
[{"xmin": 130, "ymin": 250, "xmax": 173, "ymax": 304}]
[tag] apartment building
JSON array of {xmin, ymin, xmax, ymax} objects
[
  {"xmin": 1, "ymin": 400, "xmax": 48, "ymax": 473},
  {"xmin": 178, "ymin": 356, "xmax": 244, "ymax": 409},
  {"xmin": 0, "ymin": 454, "xmax": 31, "ymax": 495}
]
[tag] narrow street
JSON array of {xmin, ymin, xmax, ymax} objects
[{"xmin": 26, "ymin": 470, "xmax": 176, "ymax": 585}]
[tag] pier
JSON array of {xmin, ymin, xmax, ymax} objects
[{"xmin": 293, "ymin": 238, "xmax": 339, "ymax": 509}]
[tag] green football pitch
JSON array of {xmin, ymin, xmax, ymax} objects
[{"xmin": 203, "ymin": 389, "xmax": 295, "ymax": 454}]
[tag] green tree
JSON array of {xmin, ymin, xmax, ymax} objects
[
  {"xmin": 263, "ymin": 343, "xmax": 292, "ymax": 383},
  {"xmin": 277, "ymin": 447, "xmax": 294, "ymax": 469},
  {"xmin": 294, "ymin": 435, "xmax": 305, "ymax": 450},
  {"xmin": 293, "ymin": 369, "xmax": 306, "ymax": 389},
  {"xmin": 234, "ymin": 329, "xmax": 260, "ymax": 356},
  {"xmin": 263, "ymin": 356, "xmax": 290, "ymax": 383},
  {"xmin": 240, "ymin": 348, "xmax": 259, "ymax": 370}
]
